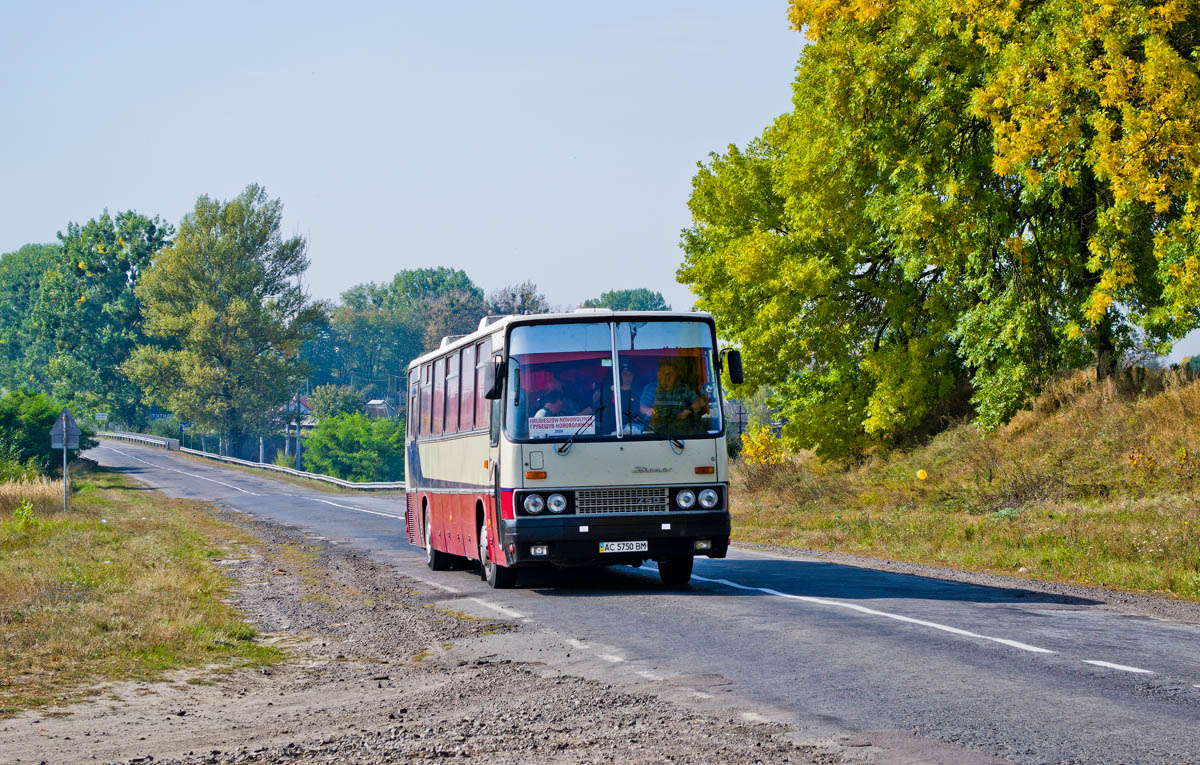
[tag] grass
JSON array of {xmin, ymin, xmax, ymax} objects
[
  {"xmin": 0, "ymin": 464, "xmax": 281, "ymax": 717},
  {"xmin": 734, "ymin": 368, "xmax": 1200, "ymax": 599}
]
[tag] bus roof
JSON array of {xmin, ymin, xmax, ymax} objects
[{"xmin": 405, "ymin": 310, "xmax": 715, "ymax": 371}]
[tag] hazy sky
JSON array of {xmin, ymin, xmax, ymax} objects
[{"xmin": 1, "ymin": 1, "xmax": 802, "ymax": 314}]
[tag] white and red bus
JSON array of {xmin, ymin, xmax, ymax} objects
[{"xmin": 404, "ymin": 310, "xmax": 742, "ymax": 588}]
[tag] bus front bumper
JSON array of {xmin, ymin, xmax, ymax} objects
[{"xmin": 500, "ymin": 510, "xmax": 730, "ymax": 567}]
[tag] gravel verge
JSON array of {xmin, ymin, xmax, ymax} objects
[{"xmin": 0, "ymin": 509, "xmax": 844, "ymax": 764}]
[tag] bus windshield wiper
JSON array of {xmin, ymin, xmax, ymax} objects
[{"xmin": 556, "ymin": 405, "xmax": 605, "ymax": 455}]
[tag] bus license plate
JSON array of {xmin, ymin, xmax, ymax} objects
[{"xmin": 599, "ymin": 540, "xmax": 648, "ymax": 554}]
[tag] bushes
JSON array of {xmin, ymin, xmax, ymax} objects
[
  {"xmin": 301, "ymin": 413, "xmax": 404, "ymax": 482},
  {"xmin": 146, "ymin": 417, "xmax": 181, "ymax": 440},
  {"xmin": 0, "ymin": 391, "xmax": 96, "ymax": 477}
]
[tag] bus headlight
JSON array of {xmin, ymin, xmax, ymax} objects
[
  {"xmin": 698, "ymin": 489, "xmax": 719, "ymax": 509},
  {"xmin": 676, "ymin": 489, "xmax": 696, "ymax": 509},
  {"xmin": 523, "ymin": 494, "xmax": 545, "ymax": 514},
  {"xmin": 547, "ymin": 493, "xmax": 567, "ymax": 513}
]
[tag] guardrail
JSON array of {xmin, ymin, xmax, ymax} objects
[
  {"xmin": 98, "ymin": 431, "xmax": 180, "ymax": 450},
  {"xmin": 97, "ymin": 431, "xmax": 405, "ymax": 491}
]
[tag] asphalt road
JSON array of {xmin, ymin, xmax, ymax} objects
[{"xmin": 91, "ymin": 440, "xmax": 1200, "ymax": 764}]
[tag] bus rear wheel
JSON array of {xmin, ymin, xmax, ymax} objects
[
  {"xmin": 479, "ymin": 521, "xmax": 515, "ymax": 589},
  {"xmin": 658, "ymin": 556, "xmax": 693, "ymax": 587},
  {"xmin": 425, "ymin": 510, "xmax": 451, "ymax": 571}
]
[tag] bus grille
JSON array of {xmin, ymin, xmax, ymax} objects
[{"xmin": 575, "ymin": 488, "xmax": 669, "ymax": 514}]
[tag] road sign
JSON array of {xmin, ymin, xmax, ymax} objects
[
  {"xmin": 49, "ymin": 408, "xmax": 81, "ymax": 450},
  {"xmin": 95, "ymin": 412, "xmax": 108, "ymax": 422}
]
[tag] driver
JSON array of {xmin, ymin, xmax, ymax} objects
[{"xmin": 639, "ymin": 361, "xmax": 708, "ymax": 433}]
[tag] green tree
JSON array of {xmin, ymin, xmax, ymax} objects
[
  {"xmin": 34, "ymin": 212, "xmax": 172, "ymax": 424},
  {"xmin": 307, "ymin": 267, "xmax": 489, "ymax": 397},
  {"xmin": 0, "ymin": 244, "xmax": 60, "ymax": 390},
  {"xmin": 581, "ymin": 288, "xmax": 671, "ymax": 311},
  {"xmin": 308, "ymin": 384, "xmax": 365, "ymax": 421},
  {"xmin": 488, "ymin": 281, "xmax": 551, "ymax": 315},
  {"xmin": 0, "ymin": 391, "xmax": 96, "ymax": 477},
  {"xmin": 125, "ymin": 185, "xmax": 325, "ymax": 446},
  {"xmin": 301, "ymin": 412, "xmax": 404, "ymax": 482},
  {"xmin": 680, "ymin": 0, "xmax": 1200, "ymax": 458}
]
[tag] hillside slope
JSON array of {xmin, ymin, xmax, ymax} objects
[{"xmin": 732, "ymin": 370, "xmax": 1200, "ymax": 599}]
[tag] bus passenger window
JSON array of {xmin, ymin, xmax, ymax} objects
[
  {"xmin": 474, "ymin": 338, "xmax": 492, "ymax": 428},
  {"xmin": 460, "ymin": 344, "xmax": 476, "ymax": 430},
  {"xmin": 446, "ymin": 351, "xmax": 460, "ymax": 434},
  {"xmin": 408, "ymin": 370, "xmax": 419, "ymax": 441},
  {"xmin": 419, "ymin": 364, "xmax": 432, "ymax": 438},
  {"xmin": 433, "ymin": 358, "xmax": 446, "ymax": 435}
]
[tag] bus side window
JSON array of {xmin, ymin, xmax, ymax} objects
[
  {"xmin": 433, "ymin": 357, "xmax": 446, "ymax": 436},
  {"xmin": 489, "ymin": 398, "xmax": 501, "ymax": 447},
  {"xmin": 420, "ymin": 364, "xmax": 432, "ymax": 438},
  {"xmin": 408, "ymin": 370, "xmax": 419, "ymax": 441},
  {"xmin": 474, "ymin": 338, "xmax": 492, "ymax": 429},
  {"xmin": 446, "ymin": 351, "xmax": 460, "ymax": 434},
  {"xmin": 460, "ymin": 344, "xmax": 476, "ymax": 430}
]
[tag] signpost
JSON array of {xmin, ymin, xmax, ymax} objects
[{"xmin": 49, "ymin": 408, "xmax": 81, "ymax": 512}]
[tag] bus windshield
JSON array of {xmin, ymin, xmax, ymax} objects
[{"xmin": 505, "ymin": 320, "xmax": 722, "ymax": 441}]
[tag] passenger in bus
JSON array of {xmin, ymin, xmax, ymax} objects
[
  {"xmin": 639, "ymin": 360, "xmax": 708, "ymax": 433},
  {"xmin": 533, "ymin": 391, "xmax": 567, "ymax": 418},
  {"xmin": 538, "ymin": 375, "xmax": 598, "ymax": 417}
]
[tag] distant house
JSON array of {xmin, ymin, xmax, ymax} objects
[
  {"xmin": 283, "ymin": 395, "xmax": 316, "ymax": 431},
  {"xmin": 365, "ymin": 399, "xmax": 396, "ymax": 419}
]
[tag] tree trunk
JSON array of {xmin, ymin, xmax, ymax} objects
[{"xmin": 1095, "ymin": 312, "xmax": 1117, "ymax": 382}]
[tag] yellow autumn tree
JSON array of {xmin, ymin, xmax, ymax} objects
[{"xmin": 680, "ymin": 1, "xmax": 1200, "ymax": 458}]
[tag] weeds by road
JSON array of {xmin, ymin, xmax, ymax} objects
[
  {"xmin": 734, "ymin": 369, "xmax": 1200, "ymax": 599},
  {"xmin": 0, "ymin": 464, "xmax": 279, "ymax": 717}
]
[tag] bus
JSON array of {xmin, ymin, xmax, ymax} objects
[{"xmin": 404, "ymin": 309, "xmax": 743, "ymax": 589}]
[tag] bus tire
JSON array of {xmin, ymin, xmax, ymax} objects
[
  {"xmin": 658, "ymin": 556, "xmax": 693, "ymax": 587},
  {"xmin": 479, "ymin": 521, "xmax": 515, "ymax": 589},
  {"xmin": 425, "ymin": 510, "xmax": 451, "ymax": 571}
]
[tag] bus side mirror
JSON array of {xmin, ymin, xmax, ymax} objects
[
  {"xmin": 726, "ymin": 350, "xmax": 744, "ymax": 385},
  {"xmin": 483, "ymin": 359, "xmax": 505, "ymax": 400}
]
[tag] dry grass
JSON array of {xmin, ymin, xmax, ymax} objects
[
  {"xmin": 0, "ymin": 464, "xmax": 280, "ymax": 717},
  {"xmin": 0, "ymin": 476, "xmax": 62, "ymax": 515},
  {"xmin": 734, "ymin": 369, "xmax": 1200, "ymax": 599}
]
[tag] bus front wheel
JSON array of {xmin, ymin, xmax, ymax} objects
[
  {"xmin": 425, "ymin": 510, "xmax": 451, "ymax": 571},
  {"xmin": 658, "ymin": 556, "xmax": 693, "ymax": 587},
  {"xmin": 479, "ymin": 522, "xmax": 515, "ymax": 589}
]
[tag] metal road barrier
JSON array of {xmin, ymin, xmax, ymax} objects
[
  {"xmin": 96, "ymin": 431, "xmax": 405, "ymax": 491},
  {"xmin": 97, "ymin": 431, "xmax": 180, "ymax": 450}
]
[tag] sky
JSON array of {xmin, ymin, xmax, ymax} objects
[
  {"xmin": 6, "ymin": 3, "xmax": 1197, "ymax": 363},
  {"xmin": 0, "ymin": 1, "xmax": 802, "ymax": 315}
]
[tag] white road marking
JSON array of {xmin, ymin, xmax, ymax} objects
[
  {"xmin": 636, "ymin": 671, "xmax": 663, "ymax": 681},
  {"xmin": 405, "ymin": 573, "xmax": 461, "ymax": 594},
  {"xmin": 299, "ymin": 495, "xmax": 406, "ymax": 520},
  {"xmin": 740, "ymin": 712, "xmax": 772, "ymax": 723},
  {"xmin": 565, "ymin": 638, "xmax": 588, "ymax": 649},
  {"xmin": 1084, "ymin": 660, "xmax": 1154, "ymax": 674},
  {"xmin": 467, "ymin": 597, "xmax": 525, "ymax": 619},
  {"xmin": 656, "ymin": 567, "xmax": 1055, "ymax": 655},
  {"xmin": 688, "ymin": 690, "xmax": 714, "ymax": 699},
  {"xmin": 598, "ymin": 654, "xmax": 626, "ymax": 663},
  {"xmin": 102, "ymin": 445, "xmax": 262, "ymax": 496}
]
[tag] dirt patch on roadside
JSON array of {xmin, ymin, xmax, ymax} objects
[{"xmin": 0, "ymin": 511, "xmax": 842, "ymax": 764}]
